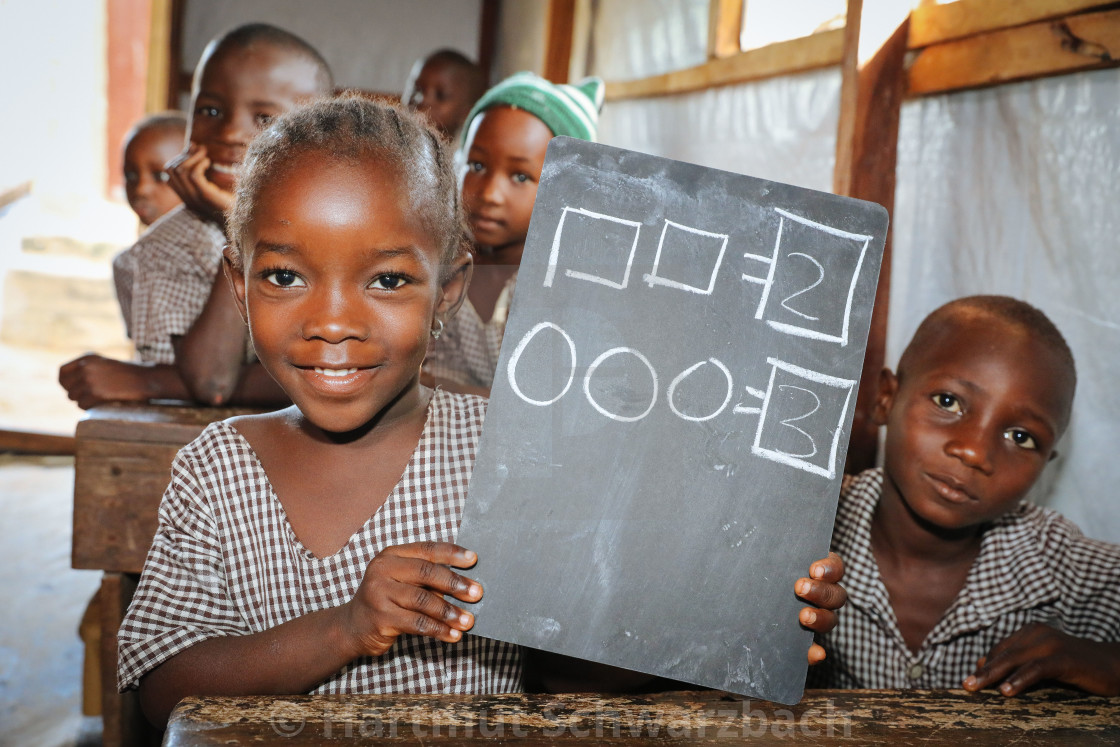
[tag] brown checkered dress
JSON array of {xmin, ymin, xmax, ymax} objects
[
  {"xmin": 112, "ymin": 205, "xmax": 235, "ymax": 365},
  {"xmin": 118, "ymin": 390, "xmax": 522, "ymax": 694},
  {"xmin": 424, "ymin": 274, "xmax": 517, "ymax": 390},
  {"xmin": 808, "ymin": 468, "xmax": 1120, "ymax": 689}
]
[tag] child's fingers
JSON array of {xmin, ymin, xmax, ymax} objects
[
  {"xmin": 348, "ymin": 584, "xmax": 473, "ymax": 656},
  {"xmin": 795, "ymin": 575, "xmax": 847, "ymax": 612},
  {"xmin": 163, "ymin": 143, "xmax": 198, "ymax": 173},
  {"xmin": 382, "ymin": 540, "xmax": 480, "ymax": 569},
  {"xmin": 799, "ymin": 606, "xmax": 838, "ymax": 634},
  {"xmin": 807, "ymin": 642, "xmax": 827, "ymax": 665},
  {"xmin": 382, "ymin": 577, "xmax": 475, "ymax": 633},
  {"xmin": 166, "ymin": 145, "xmax": 205, "ymax": 183},
  {"xmin": 167, "ymin": 146, "xmax": 211, "ymax": 208},
  {"xmin": 966, "ymin": 624, "xmax": 1064, "ymax": 694},
  {"xmin": 964, "ymin": 624, "xmax": 1120, "ymax": 697},
  {"xmin": 195, "ymin": 178, "xmax": 234, "ymax": 215},
  {"xmin": 808, "ymin": 552, "xmax": 844, "ymax": 583},
  {"xmin": 964, "ymin": 643, "xmax": 1047, "ymax": 696}
]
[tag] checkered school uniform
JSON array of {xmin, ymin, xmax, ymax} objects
[
  {"xmin": 113, "ymin": 205, "xmax": 239, "ymax": 365},
  {"xmin": 808, "ymin": 468, "xmax": 1120, "ymax": 689},
  {"xmin": 118, "ymin": 389, "xmax": 522, "ymax": 694},
  {"xmin": 424, "ymin": 274, "xmax": 517, "ymax": 390}
]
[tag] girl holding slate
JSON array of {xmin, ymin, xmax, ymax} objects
[{"xmin": 117, "ymin": 95, "xmax": 846, "ymax": 727}]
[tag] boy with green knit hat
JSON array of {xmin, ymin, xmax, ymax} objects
[{"xmin": 423, "ymin": 72, "xmax": 605, "ymax": 394}]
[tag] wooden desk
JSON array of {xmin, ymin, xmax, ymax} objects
[
  {"xmin": 72, "ymin": 404, "xmax": 256, "ymax": 747},
  {"xmin": 165, "ymin": 689, "xmax": 1120, "ymax": 745}
]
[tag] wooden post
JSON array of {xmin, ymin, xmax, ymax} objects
[
  {"xmin": 166, "ymin": 0, "xmax": 189, "ymax": 109},
  {"xmin": 834, "ymin": 7, "xmax": 910, "ymax": 473},
  {"xmin": 478, "ymin": 0, "xmax": 500, "ymax": 85},
  {"xmin": 543, "ymin": 0, "xmax": 577, "ymax": 83},
  {"xmin": 708, "ymin": 0, "xmax": 744, "ymax": 59},
  {"xmin": 145, "ymin": 0, "xmax": 174, "ymax": 112},
  {"xmin": 105, "ymin": 0, "xmax": 153, "ymax": 196}
]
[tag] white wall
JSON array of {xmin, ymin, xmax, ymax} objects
[
  {"xmin": 180, "ymin": 0, "xmax": 483, "ymax": 97},
  {"xmin": 3, "ymin": 0, "xmax": 108, "ymax": 204},
  {"xmin": 490, "ymin": 0, "xmax": 549, "ymax": 83}
]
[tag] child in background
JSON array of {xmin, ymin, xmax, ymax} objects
[
  {"xmin": 810, "ymin": 295, "xmax": 1120, "ymax": 696},
  {"xmin": 424, "ymin": 72, "xmax": 603, "ymax": 394},
  {"xmin": 78, "ymin": 109, "xmax": 185, "ymax": 714},
  {"xmin": 403, "ymin": 48, "xmax": 486, "ymax": 141},
  {"xmin": 117, "ymin": 95, "xmax": 847, "ymax": 726},
  {"xmin": 122, "ymin": 112, "xmax": 187, "ymax": 227},
  {"xmin": 59, "ymin": 23, "xmax": 332, "ymax": 409}
]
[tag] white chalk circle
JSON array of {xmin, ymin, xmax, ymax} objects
[
  {"xmin": 582, "ymin": 347, "xmax": 658, "ymax": 422},
  {"xmin": 506, "ymin": 321, "xmax": 577, "ymax": 406},
  {"xmin": 667, "ymin": 358, "xmax": 734, "ymax": 422}
]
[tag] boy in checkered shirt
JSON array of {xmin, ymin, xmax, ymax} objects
[
  {"xmin": 810, "ymin": 295, "xmax": 1120, "ymax": 695},
  {"xmin": 59, "ymin": 24, "xmax": 332, "ymax": 409}
]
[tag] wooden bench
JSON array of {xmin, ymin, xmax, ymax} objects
[
  {"xmin": 165, "ymin": 688, "xmax": 1120, "ymax": 745},
  {"xmin": 72, "ymin": 404, "xmax": 256, "ymax": 747}
]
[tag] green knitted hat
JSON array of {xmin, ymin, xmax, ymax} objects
[{"xmin": 460, "ymin": 71, "xmax": 605, "ymax": 147}]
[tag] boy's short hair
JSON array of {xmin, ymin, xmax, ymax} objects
[
  {"xmin": 422, "ymin": 49, "xmax": 486, "ymax": 99},
  {"xmin": 125, "ymin": 111, "xmax": 187, "ymax": 143},
  {"xmin": 201, "ymin": 23, "xmax": 334, "ymax": 93},
  {"xmin": 898, "ymin": 294, "xmax": 1077, "ymax": 388},
  {"xmin": 460, "ymin": 71, "xmax": 605, "ymax": 147},
  {"xmin": 228, "ymin": 94, "xmax": 466, "ymax": 273}
]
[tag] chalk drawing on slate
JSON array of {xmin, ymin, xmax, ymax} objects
[{"xmin": 456, "ymin": 137, "xmax": 888, "ymax": 705}]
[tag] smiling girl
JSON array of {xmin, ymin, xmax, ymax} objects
[{"xmin": 117, "ymin": 95, "xmax": 847, "ymax": 727}]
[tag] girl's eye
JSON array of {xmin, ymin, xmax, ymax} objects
[
  {"xmin": 467, "ymin": 161, "xmax": 484, "ymax": 173},
  {"xmin": 123, "ymin": 170, "xmax": 139, "ymax": 185},
  {"xmin": 255, "ymin": 113, "xmax": 274, "ymax": 128},
  {"xmin": 154, "ymin": 170, "xmax": 170, "ymax": 183},
  {"xmin": 932, "ymin": 393, "xmax": 962, "ymax": 413},
  {"xmin": 196, "ymin": 106, "xmax": 220, "ymax": 118},
  {"xmin": 1005, "ymin": 429, "xmax": 1038, "ymax": 450},
  {"xmin": 371, "ymin": 274, "xmax": 407, "ymax": 291},
  {"xmin": 512, "ymin": 172, "xmax": 529, "ymax": 184},
  {"xmin": 264, "ymin": 269, "xmax": 304, "ymax": 288}
]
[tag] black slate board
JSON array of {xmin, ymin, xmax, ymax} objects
[{"xmin": 456, "ymin": 137, "xmax": 888, "ymax": 704}]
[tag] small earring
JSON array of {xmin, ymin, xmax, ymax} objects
[{"xmin": 430, "ymin": 319, "xmax": 444, "ymax": 340}]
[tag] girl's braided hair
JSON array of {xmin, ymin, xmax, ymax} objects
[{"xmin": 227, "ymin": 93, "xmax": 468, "ymax": 277}]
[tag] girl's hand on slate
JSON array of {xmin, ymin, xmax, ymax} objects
[
  {"xmin": 165, "ymin": 143, "xmax": 234, "ymax": 223},
  {"xmin": 795, "ymin": 552, "xmax": 846, "ymax": 664},
  {"xmin": 963, "ymin": 623, "xmax": 1120, "ymax": 696},
  {"xmin": 345, "ymin": 541, "xmax": 482, "ymax": 657}
]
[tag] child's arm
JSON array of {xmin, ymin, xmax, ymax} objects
[
  {"xmin": 173, "ymin": 270, "xmax": 287, "ymax": 407},
  {"xmin": 137, "ymin": 541, "xmax": 481, "ymax": 726},
  {"xmin": 59, "ymin": 353, "xmax": 192, "ymax": 408},
  {"xmin": 174, "ymin": 271, "xmax": 247, "ymax": 405},
  {"xmin": 964, "ymin": 623, "xmax": 1120, "ymax": 696}
]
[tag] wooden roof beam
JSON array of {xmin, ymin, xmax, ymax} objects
[{"xmin": 909, "ymin": 7, "xmax": 1120, "ymax": 96}]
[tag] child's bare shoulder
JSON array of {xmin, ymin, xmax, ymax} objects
[{"xmin": 225, "ymin": 406, "xmax": 300, "ymax": 444}]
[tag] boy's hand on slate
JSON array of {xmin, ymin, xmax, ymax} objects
[
  {"xmin": 59, "ymin": 353, "xmax": 150, "ymax": 409},
  {"xmin": 345, "ymin": 541, "xmax": 482, "ymax": 657},
  {"xmin": 165, "ymin": 144, "xmax": 234, "ymax": 222},
  {"xmin": 796, "ymin": 552, "xmax": 846, "ymax": 665},
  {"xmin": 963, "ymin": 623, "xmax": 1120, "ymax": 696}
]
